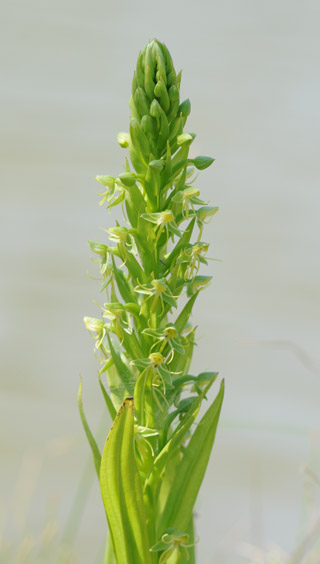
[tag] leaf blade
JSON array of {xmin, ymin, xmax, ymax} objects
[
  {"xmin": 100, "ymin": 398, "xmax": 152, "ymax": 564},
  {"xmin": 157, "ymin": 380, "xmax": 224, "ymax": 536},
  {"xmin": 78, "ymin": 378, "xmax": 101, "ymax": 477}
]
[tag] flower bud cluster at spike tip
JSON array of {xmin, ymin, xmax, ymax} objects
[{"xmin": 128, "ymin": 39, "xmax": 190, "ymax": 165}]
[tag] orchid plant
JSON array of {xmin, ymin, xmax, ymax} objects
[{"xmin": 81, "ymin": 39, "xmax": 224, "ymax": 564}]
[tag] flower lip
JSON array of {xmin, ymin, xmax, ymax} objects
[
  {"xmin": 163, "ymin": 326, "xmax": 177, "ymax": 339},
  {"xmin": 157, "ymin": 210, "xmax": 174, "ymax": 225},
  {"xmin": 148, "ymin": 352, "xmax": 165, "ymax": 367}
]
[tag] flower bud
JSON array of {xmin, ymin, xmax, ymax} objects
[
  {"xmin": 118, "ymin": 172, "xmax": 137, "ymax": 187},
  {"xmin": 130, "ymin": 39, "xmax": 183, "ymax": 159},
  {"xmin": 177, "ymin": 133, "xmax": 194, "ymax": 146},
  {"xmin": 117, "ymin": 132, "xmax": 129, "ymax": 148},
  {"xmin": 149, "ymin": 160, "xmax": 164, "ymax": 172},
  {"xmin": 189, "ymin": 156, "xmax": 215, "ymax": 170},
  {"xmin": 88, "ymin": 241, "xmax": 108, "ymax": 255},
  {"xmin": 179, "ymin": 99, "xmax": 191, "ymax": 118},
  {"xmin": 149, "ymin": 352, "xmax": 165, "ymax": 367},
  {"xmin": 96, "ymin": 175, "xmax": 115, "ymax": 187}
]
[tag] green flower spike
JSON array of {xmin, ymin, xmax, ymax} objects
[{"xmin": 82, "ymin": 39, "xmax": 224, "ymax": 564}]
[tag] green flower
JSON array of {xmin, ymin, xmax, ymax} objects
[
  {"xmin": 131, "ymin": 352, "xmax": 176, "ymax": 412},
  {"xmin": 134, "ymin": 278, "xmax": 177, "ymax": 313},
  {"xmin": 176, "ymin": 241, "xmax": 209, "ymax": 278},
  {"xmin": 96, "ymin": 175, "xmax": 125, "ymax": 209},
  {"xmin": 142, "ymin": 324, "xmax": 185, "ymax": 360},
  {"xmin": 141, "ymin": 210, "xmax": 181, "ymax": 243},
  {"xmin": 193, "ymin": 205, "xmax": 219, "ymax": 240},
  {"xmin": 186, "ymin": 275, "xmax": 212, "ymax": 297},
  {"xmin": 83, "ymin": 316, "xmax": 107, "ymax": 349},
  {"xmin": 108, "ymin": 225, "xmax": 138, "ymax": 256},
  {"xmin": 172, "ymin": 186, "xmax": 208, "ymax": 219},
  {"xmin": 150, "ymin": 528, "xmax": 198, "ymax": 563}
]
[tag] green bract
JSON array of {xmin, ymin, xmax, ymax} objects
[{"xmin": 81, "ymin": 39, "xmax": 224, "ymax": 564}]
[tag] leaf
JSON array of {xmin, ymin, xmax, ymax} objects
[
  {"xmin": 124, "ymin": 182, "xmax": 146, "ymax": 229},
  {"xmin": 144, "ymin": 377, "xmax": 216, "ymax": 504},
  {"xmin": 157, "ymin": 380, "xmax": 224, "ymax": 536},
  {"xmin": 107, "ymin": 335, "xmax": 134, "ymax": 387},
  {"xmin": 168, "ymin": 328, "xmax": 196, "ymax": 377},
  {"xmin": 106, "ymin": 335, "xmax": 136, "ymax": 409},
  {"xmin": 98, "ymin": 374, "xmax": 117, "ymax": 421},
  {"xmin": 111, "ymin": 256, "xmax": 135, "ymax": 303},
  {"xmin": 174, "ymin": 291, "xmax": 199, "ymax": 333},
  {"xmin": 134, "ymin": 368, "xmax": 155, "ymax": 428},
  {"xmin": 185, "ymin": 515, "xmax": 196, "ymax": 564},
  {"xmin": 100, "ymin": 398, "xmax": 152, "ymax": 564},
  {"xmin": 104, "ymin": 535, "xmax": 116, "ymax": 564},
  {"xmin": 78, "ymin": 378, "xmax": 101, "ymax": 477}
]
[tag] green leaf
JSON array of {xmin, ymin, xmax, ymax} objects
[
  {"xmin": 124, "ymin": 182, "xmax": 146, "ymax": 229},
  {"xmin": 111, "ymin": 257, "xmax": 136, "ymax": 304},
  {"xmin": 144, "ymin": 377, "xmax": 216, "ymax": 499},
  {"xmin": 98, "ymin": 374, "xmax": 117, "ymax": 421},
  {"xmin": 104, "ymin": 534, "xmax": 116, "ymax": 564},
  {"xmin": 185, "ymin": 515, "xmax": 196, "ymax": 564},
  {"xmin": 157, "ymin": 380, "xmax": 224, "ymax": 535},
  {"xmin": 168, "ymin": 328, "xmax": 196, "ymax": 376},
  {"xmin": 134, "ymin": 367, "xmax": 155, "ymax": 429},
  {"xmin": 174, "ymin": 291, "xmax": 199, "ymax": 333},
  {"xmin": 100, "ymin": 398, "xmax": 152, "ymax": 564},
  {"xmin": 106, "ymin": 335, "xmax": 135, "ymax": 409},
  {"xmin": 78, "ymin": 378, "xmax": 101, "ymax": 477}
]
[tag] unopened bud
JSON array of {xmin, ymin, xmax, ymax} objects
[
  {"xmin": 179, "ymin": 99, "xmax": 191, "ymax": 118},
  {"xmin": 118, "ymin": 172, "xmax": 137, "ymax": 187},
  {"xmin": 96, "ymin": 175, "xmax": 115, "ymax": 187},
  {"xmin": 177, "ymin": 133, "xmax": 194, "ymax": 146},
  {"xmin": 189, "ymin": 156, "xmax": 215, "ymax": 170},
  {"xmin": 149, "ymin": 160, "xmax": 164, "ymax": 172},
  {"xmin": 88, "ymin": 241, "xmax": 108, "ymax": 255},
  {"xmin": 117, "ymin": 132, "xmax": 129, "ymax": 148}
]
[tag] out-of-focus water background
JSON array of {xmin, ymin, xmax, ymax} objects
[{"xmin": 1, "ymin": 0, "xmax": 320, "ymax": 562}]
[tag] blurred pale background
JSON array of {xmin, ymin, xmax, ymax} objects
[{"xmin": 1, "ymin": 0, "xmax": 320, "ymax": 562}]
